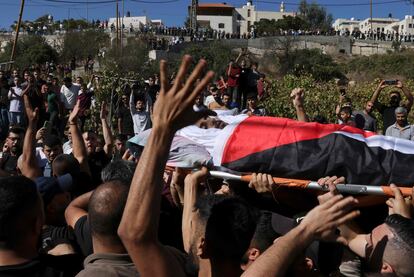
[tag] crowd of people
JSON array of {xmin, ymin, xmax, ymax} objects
[{"xmin": 1, "ymin": 51, "xmax": 414, "ymax": 277}]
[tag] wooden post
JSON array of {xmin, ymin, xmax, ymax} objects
[{"xmin": 10, "ymin": 0, "xmax": 25, "ymax": 70}]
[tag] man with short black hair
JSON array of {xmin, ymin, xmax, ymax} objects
[
  {"xmin": 41, "ymin": 135, "xmax": 63, "ymax": 177},
  {"xmin": 129, "ymin": 93, "xmax": 151, "ymax": 136},
  {"xmin": 0, "ymin": 176, "xmax": 76, "ymax": 276},
  {"xmin": 0, "ymin": 127, "xmax": 24, "ymax": 176}
]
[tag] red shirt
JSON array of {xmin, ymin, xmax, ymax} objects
[{"xmin": 227, "ymin": 65, "xmax": 241, "ymax": 87}]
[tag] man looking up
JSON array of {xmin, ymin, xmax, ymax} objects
[
  {"xmin": 129, "ymin": 93, "xmax": 151, "ymax": 136},
  {"xmin": 371, "ymin": 80, "xmax": 413, "ymax": 131}
]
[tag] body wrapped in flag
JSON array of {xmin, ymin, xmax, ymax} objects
[{"xmin": 212, "ymin": 116, "xmax": 414, "ymax": 186}]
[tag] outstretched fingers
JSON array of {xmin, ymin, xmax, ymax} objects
[
  {"xmin": 159, "ymin": 60, "xmax": 169, "ymax": 93},
  {"xmin": 181, "ymin": 59, "xmax": 207, "ymax": 98},
  {"xmin": 172, "ymin": 55, "xmax": 192, "ymax": 92}
]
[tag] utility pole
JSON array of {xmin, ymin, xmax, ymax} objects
[
  {"xmin": 86, "ymin": 0, "xmax": 89, "ymax": 23},
  {"xmin": 116, "ymin": 0, "xmax": 119, "ymax": 49},
  {"xmin": 121, "ymin": 0, "xmax": 124, "ymax": 53},
  {"xmin": 370, "ymin": 0, "xmax": 373, "ymax": 35},
  {"xmin": 10, "ymin": 0, "xmax": 25, "ymax": 69},
  {"xmin": 190, "ymin": 0, "xmax": 198, "ymax": 33}
]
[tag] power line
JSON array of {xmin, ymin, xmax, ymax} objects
[{"xmin": 255, "ymin": 0, "xmax": 406, "ymax": 6}]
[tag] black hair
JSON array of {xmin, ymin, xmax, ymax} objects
[
  {"xmin": 223, "ymin": 92, "xmax": 232, "ymax": 98},
  {"xmin": 63, "ymin": 77, "xmax": 72, "ymax": 83},
  {"xmin": 101, "ymin": 160, "xmax": 136, "ymax": 185},
  {"xmin": 114, "ymin": 134, "xmax": 127, "ymax": 142},
  {"xmin": 8, "ymin": 127, "xmax": 25, "ymax": 136},
  {"xmin": 199, "ymin": 195, "xmax": 258, "ymax": 261},
  {"xmin": 246, "ymin": 93, "xmax": 257, "ymax": 100},
  {"xmin": 88, "ymin": 181, "xmax": 129, "ymax": 239},
  {"xmin": 340, "ymin": 106, "xmax": 352, "ymax": 114},
  {"xmin": 0, "ymin": 176, "xmax": 40, "ymax": 249},
  {"xmin": 44, "ymin": 135, "xmax": 62, "ymax": 148},
  {"xmin": 250, "ymin": 211, "xmax": 277, "ymax": 252},
  {"xmin": 52, "ymin": 154, "xmax": 80, "ymax": 178},
  {"xmin": 385, "ymin": 214, "xmax": 414, "ymax": 250},
  {"xmin": 313, "ymin": 115, "xmax": 328, "ymax": 124}
]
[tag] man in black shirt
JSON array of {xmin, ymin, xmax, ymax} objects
[
  {"xmin": 371, "ymin": 79, "xmax": 414, "ymax": 131},
  {"xmin": 147, "ymin": 75, "xmax": 160, "ymax": 105},
  {"xmin": 0, "ymin": 176, "xmax": 77, "ymax": 277},
  {"xmin": 0, "ymin": 127, "xmax": 24, "ymax": 177},
  {"xmin": 117, "ymin": 94, "xmax": 134, "ymax": 137}
]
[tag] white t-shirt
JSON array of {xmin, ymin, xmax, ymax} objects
[
  {"xmin": 8, "ymin": 87, "xmax": 23, "ymax": 113},
  {"xmin": 60, "ymin": 84, "xmax": 80, "ymax": 109}
]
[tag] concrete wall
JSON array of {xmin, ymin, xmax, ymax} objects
[{"xmin": 197, "ymin": 15, "xmax": 235, "ymax": 34}]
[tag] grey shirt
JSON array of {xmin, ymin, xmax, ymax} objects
[
  {"xmin": 353, "ymin": 111, "xmax": 376, "ymax": 132},
  {"xmin": 76, "ymin": 253, "xmax": 139, "ymax": 277},
  {"xmin": 385, "ymin": 123, "xmax": 414, "ymax": 140}
]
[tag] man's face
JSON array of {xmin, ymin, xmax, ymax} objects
[
  {"xmin": 33, "ymin": 71, "xmax": 39, "ymax": 79},
  {"xmin": 365, "ymin": 101, "xmax": 374, "ymax": 113},
  {"xmin": 12, "ymin": 70, "xmax": 18, "ymax": 77},
  {"xmin": 396, "ymin": 112, "xmax": 407, "ymax": 125},
  {"xmin": 76, "ymin": 77, "xmax": 82, "ymax": 84},
  {"xmin": 41, "ymin": 84, "xmax": 49, "ymax": 94},
  {"xmin": 46, "ymin": 76, "xmax": 52, "ymax": 84},
  {"xmin": 365, "ymin": 223, "xmax": 395, "ymax": 271},
  {"xmin": 136, "ymin": 100, "xmax": 145, "ymax": 111},
  {"xmin": 390, "ymin": 93, "xmax": 401, "ymax": 106},
  {"xmin": 14, "ymin": 77, "xmax": 20, "ymax": 86},
  {"xmin": 195, "ymin": 95, "xmax": 202, "ymax": 106},
  {"xmin": 222, "ymin": 95, "xmax": 231, "ymax": 106},
  {"xmin": 24, "ymin": 72, "xmax": 29, "ymax": 80},
  {"xmin": 122, "ymin": 95, "xmax": 128, "ymax": 105},
  {"xmin": 148, "ymin": 77, "xmax": 154, "ymax": 86},
  {"xmin": 43, "ymin": 145, "xmax": 63, "ymax": 163},
  {"xmin": 82, "ymin": 132, "xmax": 98, "ymax": 153},
  {"xmin": 247, "ymin": 98, "xmax": 257, "ymax": 109},
  {"xmin": 115, "ymin": 139, "xmax": 125, "ymax": 153},
  {"xmin": 197, "ymin": 118, "xmax": 227, "ymax": 129},
  {"xmin": 212, "ymin": 91, "xmax": 220, "ymax": 102},
  {"xmin": 340, "ymin": 111, "xmax": 351, "ymax": 122},
  {"xmin": 6, "ymin": 132, "xmax": 23, "ymax": 154}
]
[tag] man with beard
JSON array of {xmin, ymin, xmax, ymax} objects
[
  {"xmin": 385, "ymin": 107, "xmax": 414, "ymax": 140},
  {"xmin": 0, "ymin": 127, "xmax": 25, "ymax": 176},
  {"xmin": 371, "ymin": 80, "xmax": 413, "ymax": 131},
  {"xmin": 354, "ymin": 100, "xmax": 377, "ymax": 132}
]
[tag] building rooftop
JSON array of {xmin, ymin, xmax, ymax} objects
[{"xmin": 197, "ymin": 3, "xmax": 234, "ymax": 8}]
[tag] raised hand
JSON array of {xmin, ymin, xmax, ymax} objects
[
  {"xmin": 300, "ymin": 194, "xmax": 360, "ymax": 245},
  {"xmin": 152, "ymin": 55, "xmax": 216, "ymax": 132},
  {"xmin": 290, "ymin": 88, "xmax": 305, "ymax": 107},
  {"xmin": 23, "ymin": 95, "xmax": 39, "ymax": 125},
  {"xmin": 100, "ymin": 101, "xmax": 109, "ymax": 120},
  {"xmin": 396, "ymin": 80, "xmax": 404, "ymax": 89},
  {"xmin": 68, "ymin": 100, "xmax": 81, "ymax": 124}
]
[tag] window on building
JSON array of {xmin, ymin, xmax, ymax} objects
[
  {"xmin": 401, "ymin": 25, "xmax": 404, "ymax": 29},
  {"xmin": 247, "ymin": 9, "xmax": 251, "ymax": 17},
  {"xmin": 409, "ymin": 23, "xmax": 413, "ymax": 28},
  {"xmin": 237, "ymin": 14, "xmax": 242, "ymax": 20},
  {"xmin": 218, "ymin": 23, "xmax": 225, "ymax": 29}
]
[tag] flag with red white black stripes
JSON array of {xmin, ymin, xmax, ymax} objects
[{"xmin": 212, "ymin": 116, "xmax": 414, "ymax": 186}]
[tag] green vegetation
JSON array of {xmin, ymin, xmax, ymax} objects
[
  {"xmin": 60, "ymin": 30, "xmax": 109, "ymax": 62},
  {"xmin": 0, "ymin": 35, "xmax": 58, "ymax": 68}
]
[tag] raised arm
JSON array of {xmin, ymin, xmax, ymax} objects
[
  {"xmin": 64, "ymin": 191, "xmax": 93, "ymax": 229},
  {"xmin": 370, "ymin": 80, "xmax": 386, "ymax": 109},
  {"xmin": 118, "ymin": 55, "xmax": 214, "ymax": 277},
  {"xmin": 68, "ymin": 100, "xmax": 91, "ymax": 176},
  {"xmin": 242, "ymin": 193, "xmax": 360, "ymax": 277},
  {"xmin": 290, "ymin": 88, "xmax": 308, "ymax": 122},
  {"xmin": 396, "ymin": 80, "xmax": 414, "ymax": 111},
  {"xmin": 100, "ymin": 102, "xmax": 113, "ymax": 157},
  {"xmin": 129, "ymin": 92, "xmax": 137, "ymax": 114},
  {"xmin": 20, "ymin": 94, "xmax": 41, "ymax": 180}
]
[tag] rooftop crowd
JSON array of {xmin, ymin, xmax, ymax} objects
[{"xmin": 1, "ymin": 49, "xmax": 414, "ymax": 277}]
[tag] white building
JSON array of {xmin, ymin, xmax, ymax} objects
[
  {"xmin": 359, "ymin": 17, "xmax": 400, "ymax": 34},
  {"xmin": 235, "ymin": 1, "xmax": 295, "ymax": 34},
  {"xmin": 195, "ymin": 3, "xmax": 237, "ymax": 34},
  {"xmin": 193, "ymin": 1, "xmax": 295, "ymax": 34},
  {"xmin": 385, "ymin": 15, "xmax": 414, "ymax": 36},
  {"xmin": 108, "ymin": 15, "xmax": 163, "ymax": 29},
  {"xmin": 332, "ymin": 18, "xmax": 361, "ymax": 34}
]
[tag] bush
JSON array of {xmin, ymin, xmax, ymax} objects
[
  {"xmin": 263, "ymin": 74, "xmax": 414, "ymax": 131},
  {"xmin": 61, "ymin": 30, "xmax": 109, "ymax": 62},
  {"xmin": 0, "ymin": 35, "xmax": 58, "ymax": 69}
]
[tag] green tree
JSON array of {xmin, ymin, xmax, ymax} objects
[
  {"xmin": 0, "ymin": 35, "xmax": 58, "ymax": 68},
  {"xmin": 61, "ymin": 30, "xmax": 109, "ymax": 62},
  {"xmin": 298, "ymin": 0, "xmax": 333, "ymax": 32}
]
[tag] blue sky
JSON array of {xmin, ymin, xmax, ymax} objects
[{"xmin": 0, "ymin": 0, "xmax": 413, "ymax": 29}]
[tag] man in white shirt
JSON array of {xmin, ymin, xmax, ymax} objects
[
  {"xmin": 60, "ymin": 77, "xmax": 80, "ymax": 111},
  {"xmin": 8, "ymin": 76, "xmax": 24, "ymax": 126},
  {"xmin": 130, "ymin": 93, "xmax": 152, "ymax": 135}
]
